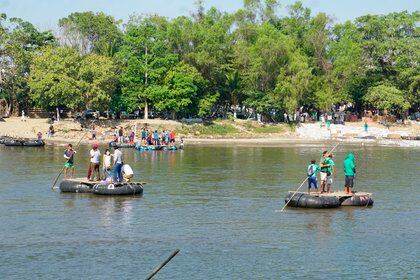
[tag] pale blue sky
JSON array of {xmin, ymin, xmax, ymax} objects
[{"xmin": 1, "ymin": 0, "xmax": 418, "ymax": 30}]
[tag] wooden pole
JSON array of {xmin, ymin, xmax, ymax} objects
[
  {"xmin": 280, "ymin": 142, "xmax": 340, "ymax": 212},
  {"xmin": 51, "ymin": 120, "xmax": 96, "ymax": 190},
  {"xmin": 145, "ymin": 249, "xmax": 180, "ymax": 280}
]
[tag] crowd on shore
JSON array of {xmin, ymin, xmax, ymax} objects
[{"xmin": 108, "ymin": 126, "xmax": 180, "ymax": 146}]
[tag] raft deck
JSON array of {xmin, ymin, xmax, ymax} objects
[
  {"xmin": 64, "ymin": 177, "xmax": 146, "ymax": 186},
  {"xmin": 288, "ymin": 191, "xmax": 372, "ymax": 199}
]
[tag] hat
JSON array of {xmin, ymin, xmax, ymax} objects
[{"xmin": 92, "ymin": 143, "xmax": 99, "ymax": 148}]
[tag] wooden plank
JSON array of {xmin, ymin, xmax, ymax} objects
[{"xmin": 64, "ymin": 177, "xmax": 147, "ymax": 185}]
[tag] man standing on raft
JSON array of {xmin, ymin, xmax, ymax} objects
[
  {"xmin": 64, "ymin": 144, "xmax": 76, "ymax": 178},
  {"xmin": 343, "ymin": 153, "xmax": 356, "ymax": 194}
]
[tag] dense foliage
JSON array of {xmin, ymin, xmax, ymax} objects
[{"xmin": 0, "ymin": 1, "xmax": 418, "ymax": 119}]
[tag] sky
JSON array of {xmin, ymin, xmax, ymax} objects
[{"xmin": 0, "ymin": 0, "xmax": 418, "ymax": 30}]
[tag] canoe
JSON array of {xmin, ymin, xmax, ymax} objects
[
  {"xmin": 285, "ymin": 192, "xmax": 341, "ymax": 209},
  {"xmin": 401, "ymin": 135, "xmax": 420, "ymax": 141},
  {"xmin": 340, "ymin": 195, "xmax": 373, "ymax": 206},
  {"xmin": 92, "ymin": 182, "xmax": 143, "ymax": 195}
]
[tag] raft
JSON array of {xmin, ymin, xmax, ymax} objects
[
  {"xmin": 59, "ymin": 178, "xmax": 144, "ymax": 196},
  {"xmin": 135, "ymin": 144, "xmax": 165, "ymax": 151},
  {"xmin": 22, "ymin": 140, "xmax": 45, "ymax": 147},
  {"xmin": 92, "ymin": 182, "xmax": 144, "ymax": 195},
  {"xmin": 109, "ymin": 141, "xmax": 135, "ymax": 148},
  {"xmin": 285, "ymin": 192, "xmax": 340, "ymax": 208},
  {"xmin": 3, "ymin": 139, "xmax": 23, "ymax": 146}
]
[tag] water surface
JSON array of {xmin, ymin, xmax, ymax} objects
[{"xmin": 0, "ymin": 144, "xmax": 418, "ymax": 279}]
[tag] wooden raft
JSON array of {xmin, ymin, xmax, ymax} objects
[{"xmin": 64, "ymin": 177, "xmax": 146, "ymax": 186}]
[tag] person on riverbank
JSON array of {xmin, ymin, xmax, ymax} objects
[
  {"xmin": 88, "ymin": 143, "xmax": 101, "ymax": 181},
  {"xmin": 37, "ymin": 131, "xmax": 42, "ymax": 141},
  {"xmin": 102, "ymin": 149, "xmax": 112, "ymax": 181},
  {"xmin": 122, "ymin": 164, "xmax": 134, "ymax": 182},
  {"xmin": 364, "ymin": 121, "xmax": 368, "ymax": 132},
  {"xmin": 118, "ymin": 127, "xmax": 124, "ymax": 143},
  {"xmin": 141, "ymin": 128, "xmax": 147, "ymax": 141},
  {"xmin": 169, "ymin": 130, "xmax": 175, "ymax": 144},
  {"xmin": 307, "ymin": 160, "xmax": 320, "ymax": 194},
  {"xmin": 48, "ymin": 125, "xmax": 54, "ymax": 137},
  {"xmin": 113, "ymin": 146, "xmax": 123, "ymax": 183},
  {"xmin": 91, "ymin": 125, "xmax": 96, "ymax": 140},
  {"xmin": 343, "ymin": 153, "xmax": 356, "ymax": 194},
  {"xmin": 153, "ymin": 130, "xmax": 159, "ymax": 145},
  {"xmin": 64, "ymin": 144, "xmax": 76, "ymax": 178}
]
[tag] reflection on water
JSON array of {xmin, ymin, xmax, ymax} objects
[{"xmin": 0, "ymin": 144, "xmax": 418, "ymax": 279}]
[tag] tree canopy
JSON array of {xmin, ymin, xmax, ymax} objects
[{"xmin": 0, "ymin": 2, "xmax": 418, "ymax": 119}]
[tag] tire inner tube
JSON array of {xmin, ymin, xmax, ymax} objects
[
  {"xmin": 285, "ymin": 192, "xmax": 341, "ymax": 208},
  {"xmin": 92, "ymin": 182, "xmax": 143, "ymax": 195},
  {"xmin": 340, "ymin": 195, "xmax": 374, "ymax": 206},
  {"xmin": 59, "ymin": 180, "xmax": 92, "ymax": 193}
]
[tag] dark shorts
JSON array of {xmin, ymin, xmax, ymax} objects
[
  {"xmin": 345, "ymin": 176, "xmax": 354, "ymax": 188},
  {"xmin": 170, "ymin": 139, "xmax": 175, "ymax": 143},
  {"xmin": 308, "ymin": 177, "xmax": 318, "ymax": 189}
]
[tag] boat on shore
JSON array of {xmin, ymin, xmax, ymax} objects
[
  {"xmin": 59, "ymin": 178, "xmax": 144, "ymax": 196},
  {"xmin": 284, "ymin": 191, "xmax": 373, "ymax": 209}
]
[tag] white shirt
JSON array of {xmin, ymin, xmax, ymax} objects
[
  {"xmin": 90, "ymin": 149, "xmax": 101, "ymax": 163},
  {"xmin": 103, "ymin": 154, "xmax": 111, "ymax": 167},
  {"xmin": 122, "ymin": 164, "xmax": 133, "ymax": 175}
]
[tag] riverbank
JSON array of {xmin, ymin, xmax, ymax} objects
[{"xmin": 1, "ymin": 117, "xmax": 419, "ymax": 147}]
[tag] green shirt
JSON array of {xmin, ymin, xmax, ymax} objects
[{"xmin": 325, "ymin": 158, "xmax": 334, "ymax": 173}]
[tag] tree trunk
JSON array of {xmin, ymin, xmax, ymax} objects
[
  {"xmin": 56, "ymin": 107, "xmax": 60, "ymax": 122},
  {"xmin": 171, "ymin": 111, "xmax": 176, "ymax": 120},
  {"xmin": 144, "ymin": 100, "xmax": 148, "ymax": 120}
]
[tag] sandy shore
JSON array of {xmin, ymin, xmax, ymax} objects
[{"xmin": 1, "ymin": 117, "xmax": 419, "ymax": 147}]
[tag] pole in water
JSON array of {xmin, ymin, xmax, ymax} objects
[
  {"xmin": 280, "ymin": 142, "xmax": 340, "ymax": 212},
  {"xmin": 145, "ymin": 249, "xmax": 180, "ymax": 280}
]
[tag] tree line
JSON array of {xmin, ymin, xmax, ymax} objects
[{"xmin": 0, "ymin": 1, "xmax": 418, "ymax": 120}]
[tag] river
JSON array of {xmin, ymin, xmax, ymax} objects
[{"xmin": 0, "ymin": 143, "xmax": 418, "ymax": 279}]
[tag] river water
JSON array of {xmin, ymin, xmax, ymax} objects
[{"xmin": 0, "ymin": 143, "xmax": 418, "ymax": 279}]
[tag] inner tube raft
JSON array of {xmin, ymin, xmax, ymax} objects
[
  {"xmin": 22, "ymin": 140, "xmax": 45, "ymax": 147},
  {"xmin": 3, "ymin": 139, "xmax": 23, "ymax": 146},
  {"xmin": 109, "ymin": 142, "xmax": 135, "ymax": 148},
  {"xmin": 92, "ymin": 183, "xmax": 143, "ymax": 195},
  {"xmin": 340, "ymin": 195, "xmax": 373, "ymax": 206},
  {"xmin": 285, "ymin": 192, "xmax": 340, "ymax": 209},
  {"xmin": 135, "ymin": 145, "xmax": 165, "ymax": 151},
  {"xmin": 59, "ymin": 180, "xmax": 92, "ymax": 193}
]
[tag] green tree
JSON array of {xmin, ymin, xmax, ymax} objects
[
  {"xmin": 79, "ymin": 54, "xmax": 118, "ymax": 110},
  {"xmin": 363, "ymin": 84, "xmax": 410, "ymax": 116},
  {"xmin": 28, "ymin": 46, "xmax": 82, "ymax": 111},
  {"xmin": 117, "ymin": 15, "xmax": 177, "ymax": 118},
  {"xmin": 59, "ymin": 11, "xmax": 122, "ymax": 56}
]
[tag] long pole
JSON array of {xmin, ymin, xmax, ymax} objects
[
  {"xmin": 280, "ymin": 142, "xmax": 340, "ymax": 212},
  {"xmin": 51, "ymin": 120, "xmax": 95, "ymax": 190},
  {"xmin": 145, "ymin": 249, "xmax": 180, "ymax": 280}
]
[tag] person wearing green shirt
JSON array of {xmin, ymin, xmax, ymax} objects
[
  {"xmin": 343, "ymin": 153, "xmax": 356, "ymax": 194},
  {"xmin": 307, "ymin": 160, "xmax": 320, "ymax": 194},
  {"xmin": 325, "ymin": 154, "xmax": 335, "ymax": 193},
  {"xmin": 319, "ymin": 151, "xmax": 330, "ymax": 193}
]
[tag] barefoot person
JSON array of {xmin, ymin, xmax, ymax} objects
[
  {"xmin": 102, "ymin": 149, "xmax": 112, "ymax": 181},
  {"xmin": 325, "ymin": 153, "xmax": 335, "ymax": 193},
  {"xmin": 343, "ymin": 153, "xmax": 356, "ymax": 194},
  {"xmin": 307, "ymin": 160, "xmax": 320, "ymax": 194},
  {"xmin": 319, "ymin": 151, "xmax": 330, "ymax": 193},
  {"xmin": 113, "ymin": 146, "xmax": 123, "ymax": 183},
  {"xmin": 64, "ymin": 144, "xmax": 76, "ymax": 178}
]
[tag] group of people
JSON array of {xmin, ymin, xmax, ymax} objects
[
  {"xmin": 141, "ymin": 128, "xmax": 176, "ymax": 146},
  {"xmin": 307, "ymin": 151, "xmax": 356, "ymax": 194},
  {"xmin": 63, "ymin": 143, "xmax": 134, "ymax": 183}
]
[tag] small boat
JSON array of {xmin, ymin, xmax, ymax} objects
[
  {"xmin": 92, "ymin": 182, "xmax": 144, "ymax": 195},
  {"xmin": 401, "ymin": 135, "xmax": 420, "ymax": 141},
  {"xmin": 285, "ymin": 192, "xmax": 340, "ymax": 209},
  {"xmin": 109, "ymin": 141, "xmax": 135, "ymax": 148},
  {"xmin": 135, "ymin": 144, "xmax": 165, "ymax": 151}
]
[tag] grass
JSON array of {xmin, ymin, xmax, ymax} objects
[
  {"xmin": 253, "ymin": 125, "xmax": 286, "ymax": 133},
  {"xmin": 177, "ymin": 123, "xmax": 238, "ymax": 135}
]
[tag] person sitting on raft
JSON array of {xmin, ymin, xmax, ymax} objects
[
  {"xmin": 343, "ymin": 153, "xmax": 356, "ymax": 194},
  {"xmin": 307, "ymin": 160, "xmax": 320, "ymax": 194},
  {"xmin": 64, "ymin": 144, "xmax": 76, "ymax": 178},
  {"xmin": 122, "ymin": 164, "xmax": 134, "ymax": 182}
]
